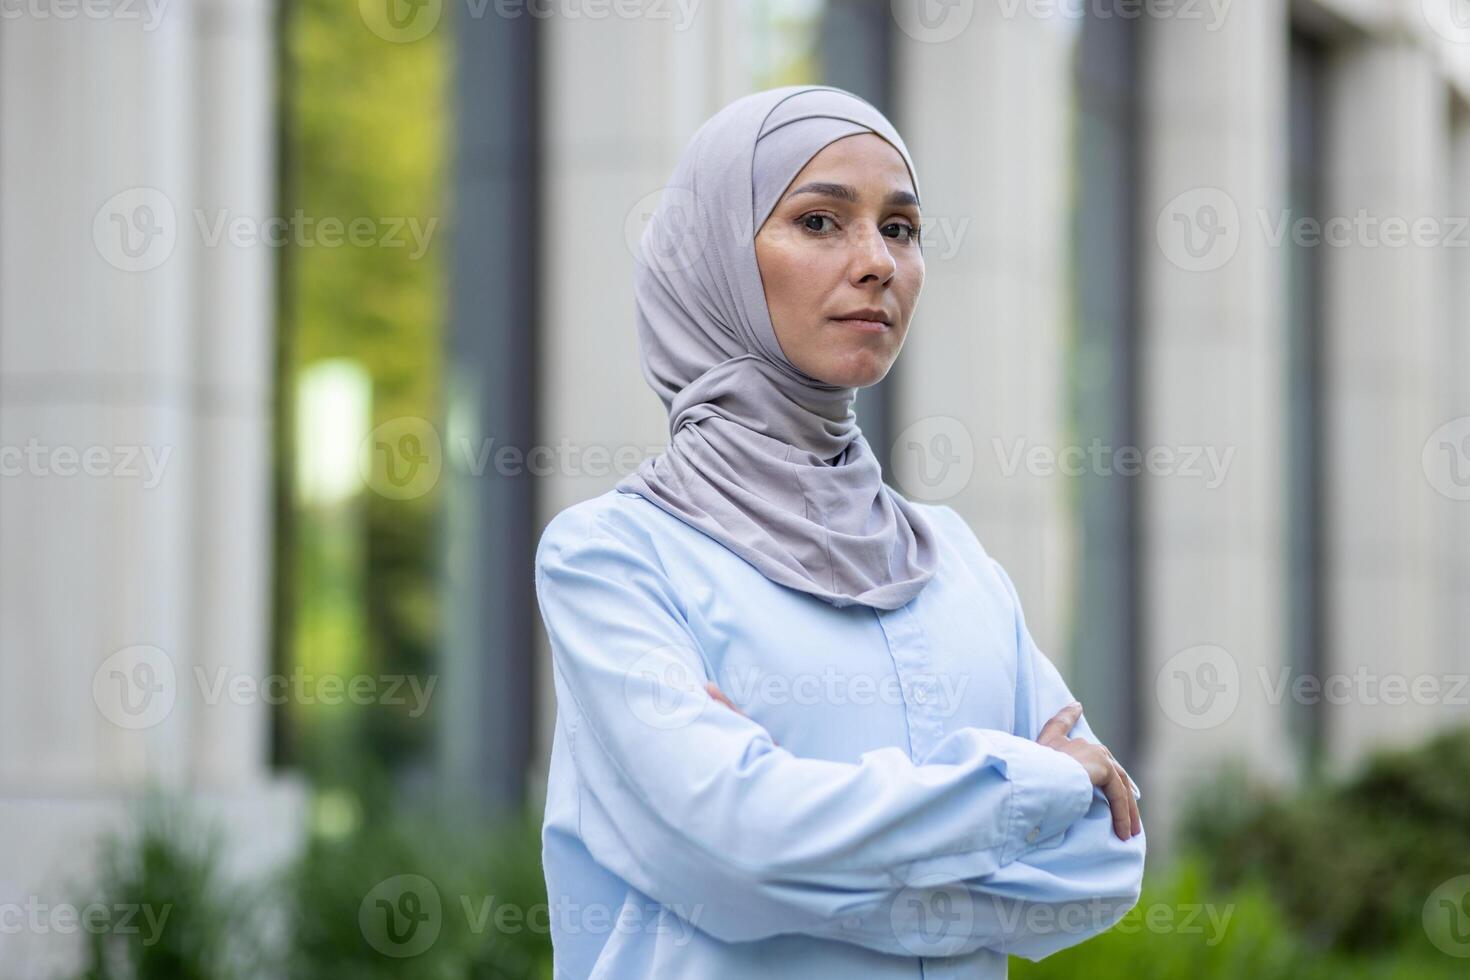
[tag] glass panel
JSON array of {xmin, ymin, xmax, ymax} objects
[
  {"xmin": 1285, "ymin": 30, "xmax": 1328, "ymax": 779},
  {"xmin": 746, "ymin": 0, "xmax": 827, "ymax": 89},
  {"xmin": 1067, "ymin": 12, "xmax": 1142, "ymax": 767}
]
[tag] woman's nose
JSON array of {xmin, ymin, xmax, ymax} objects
[{"xmin": 849, "ymin": 222, "xmax": 896, "ymax": 283}]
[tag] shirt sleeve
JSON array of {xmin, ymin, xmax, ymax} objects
[
  {"xmin": 534, "ymin": 507, "xmax": 1097, "ymax": 949},
  {"xmin": 866, "ymin": 557, "xmax": 1147, "ymax": 960}
]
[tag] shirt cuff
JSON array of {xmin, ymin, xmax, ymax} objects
[{"xmin": 994, "ymin": 734, "xmax": 1095, "ymax": 864}]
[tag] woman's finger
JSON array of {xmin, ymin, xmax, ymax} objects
[
  {"xmin": 704, "ymin": 682, "xmax": 781, "ymax": 746},
  {"xmin": 704, "ymin": 682, "xmax": 744, "ymax": 716},
  {"xmin": 1115, "ymin": 760, "xmax": 1142, "ymax": 837},
  {"xmin": 1101, "ymin": 764, "xmax": 1132, "ymax": 841},
  {"xmin": 1118, "ymin": 761, "xmax": 1140, "ymax": 801},
  {"xmin": 1037, "ymin": 701, "xmax": 1083, "ymax": 746},
  {"xmin": 1101, "ymin": 747, "xmax": 1140, "ymax": 801},
  {"xmin": 1096, "ymin": 749, "xmax": 1141, "ymax": 837}
]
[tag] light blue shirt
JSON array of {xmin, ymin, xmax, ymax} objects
[{"xmin": 534, "ymin": 488, "xmax": 1146, "ymax": 978}]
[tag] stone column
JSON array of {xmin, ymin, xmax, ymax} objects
[
  {"xmin": 1321, "ymin": 37, "xmax": 1451, "ymax": 770},
  {"xmin": 0, "ymin": 0, "xmax": 196, "ymax": 800},
  {"xmin": 0, "ymin": 1, "xmax": 302, "ymax": 972},
  {"xmin": 892, "ymin": 5, "xmax": 1079, "ymax": 658},
  {"xmin": 1442, "ymin": 106, "xmax": 1470, "ymax": 735},
  {"xmin": 1138, "ymin": 1, "xmax": 1294, "ymax": 851},
  {"xmin": 532, "ymin": 4, "xmax": 749, "ymax": 778},
  {"xmin": 189, "ymin": 0, "xmax": 280, "ymax": 789}
]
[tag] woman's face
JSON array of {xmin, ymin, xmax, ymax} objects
[{"xmin": 755, "ymin": 132, "xmax": 924, "ymax": 389}]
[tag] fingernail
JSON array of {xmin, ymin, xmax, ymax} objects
[{"xmin": 1068, "ymin": 700, "xmax": 1082, "ymax": 709}]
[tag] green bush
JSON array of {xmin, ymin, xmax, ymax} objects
[
  {"xmin": 281, "ymin": 797, "xmax": 552, "ymax": 980},
  {"xmin": 69, "ymin": 785, "xmax": 551, "ymax": 980},
  {"xmin": 1016, "ymin": 727, "xmax": 1470, "ymax": 977},
  {"xmin": 1178, "ymin": 726, "xmax": 1470, "ymax": 953},
  {"xmin": 1010, "ymin": 854, "xmax": 1463, "ymax": 980},
  {"xmin": 72, "ymin": 791, "xmax": 273, "ymax": 980}
]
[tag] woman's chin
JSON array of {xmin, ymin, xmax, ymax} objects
[{"xmin": 815, "ymin": 358, "xmax": 895, "ymax": 389}]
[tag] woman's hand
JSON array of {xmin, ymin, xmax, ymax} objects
[
  {"xmin": 1037, "ymin": 701, "xmax": 1141, "ymax": 841},
  {"xmin": 705, "ymin": 682, "xmax": 781, "ymax": 746}
]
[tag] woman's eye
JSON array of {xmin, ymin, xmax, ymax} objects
[
  {"xmin": 883, "ymin": 222, "xmax": 918, "ymax": 243},
  {"xmin": 801, "ymin": 214, "xmax": 837, "ymax": 234}
]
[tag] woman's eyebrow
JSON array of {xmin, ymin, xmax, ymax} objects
[{"xmin": 785, "ymin": 181, "xmax": 919, "ymax": 208}]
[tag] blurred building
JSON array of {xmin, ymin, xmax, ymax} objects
[
  {"xmin": 1, "ymin": 0, "xmax": 1468, "ymax": 974},
  {"xmin": 0, "ymin": 0, "xmax": 303, "ymax": 975}
]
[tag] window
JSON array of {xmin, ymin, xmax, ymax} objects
[
  {"xmin": 1285, "ymin": 28, "xmax": 1328, "ymax": 777},
  {"xmin": 1067, "ymin": 12, "xmax": 1143, "ymax": 767}
]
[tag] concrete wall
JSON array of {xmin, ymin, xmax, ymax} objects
[
  {"xmin": 1136, "ymin": 0, "xmax": 1295, "ymax": 849},
  {"xmin": 532, "ymin": 3, "xmax": 751, "ymax": 786},
  {"xmin": 0, "ymin": 1, "xmax": 304, "ymax": 973},
  {"xmin": 892, "ymin": 6, "xmax": 1078, "ymax": 661}
]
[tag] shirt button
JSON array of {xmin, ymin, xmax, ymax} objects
[
  {"xmin": 913, "ymin": 686, "xmax": 928, "ymax": 704},
  {"xmin": 1026, "ymin": 825, "xmax": 1040, "ymax": 843}
]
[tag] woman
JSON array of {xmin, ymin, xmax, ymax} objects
[{"xmin": 534, "ymin": 85, "xmax": 1145, "ymax": 979}]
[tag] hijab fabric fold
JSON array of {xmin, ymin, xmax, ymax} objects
[{"xmin": 614, "ymin": 85, "xmax": 939, "ymax": 610}]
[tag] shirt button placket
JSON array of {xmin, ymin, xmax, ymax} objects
[{"xmin": 875, "ymin": 605, "xmax": 945, "ymax": 761}]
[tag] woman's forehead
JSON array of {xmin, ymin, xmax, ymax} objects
[{"xmin": 781, "ymin": 139, "xmax": 919, "ymax": 205}]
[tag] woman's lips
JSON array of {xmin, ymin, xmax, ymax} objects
[{"xmin": 829, "ymin": 317, "xmax": 891, "ymax": 332}]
